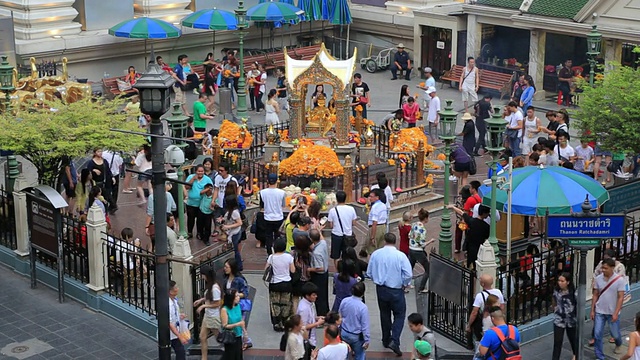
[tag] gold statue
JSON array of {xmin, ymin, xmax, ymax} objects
[
  {"xmin": 30, "ymin": 57, "xmax": 37, "ymax": 80},
  {"xmin": 62, "ymin": 57, "xmax": 68, "ymax": 82}
]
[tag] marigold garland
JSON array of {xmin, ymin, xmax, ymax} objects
[
  {"xmin": 389, "ymin": 127, "xmax": 429, "ymax": 152},
  {"xmin": 278, "ymin": 129, "xmax": 289, "ymax": 142},
  {"xmin": 279, "ymin": 144, "xmax": 344, "ymax": 178},
  {"xmin": 437, "ymin": 153, "xmax": 447, "ymax": 161},
  {"xmin": 217, "ymin": 120, "xmax": 253, "ymax": 149}
]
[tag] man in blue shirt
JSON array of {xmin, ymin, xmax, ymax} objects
[
  {"xmin": 366, "ymin": 233, "xmax": 412, "ymax": 356},
  {"xmin": 172, "ymin": 54, "xmax": 189, "ymax": 115},
  {"xmin": 479, "ymin": 309, "xmax": 521, "ymax": 359},
  {"xmin": 390, "ymin": 43, "xmax": 412, "ymax": 80},
  {"xmin": 339, "ymin": 282, "xmax": 370, "ymax": 360}
]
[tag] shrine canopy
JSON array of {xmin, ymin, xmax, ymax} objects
[{"xmin": 285, "ymin": 43, "xmax": 357, "ymax": 90}]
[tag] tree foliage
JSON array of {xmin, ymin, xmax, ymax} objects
[
  {"xmin": 0, "ymin": 98, "xmax": 141, "ymax": 187},
  {"xmin": 576, "ymin": 63, "xmax": 640, "ymax": 154}
]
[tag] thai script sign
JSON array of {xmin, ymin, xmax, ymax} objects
[{"xmin": 547, "ymin": 215, "xmax": 625, "ymax": 239}]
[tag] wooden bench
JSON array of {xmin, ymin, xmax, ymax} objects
[
  {"xmin": 440, "ymin": 64, "xmax": 514, "ymax": 100},
  {"xmin": 102, "ymin": 76, "xmax": 137, "ymax": 98},
  {"xmin": 294, "ymin": 43, "xmax": 322, "ymax": 60}
]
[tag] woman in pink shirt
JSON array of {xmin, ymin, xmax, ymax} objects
[{"xmin": 402, "ymin": 96, "xmax": 420, "ymax": 128}]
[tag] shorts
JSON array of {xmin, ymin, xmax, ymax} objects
[
  {"xmin": 174, "ymin": 86, "xmax": 185, "ymax": 104},
  {"xmin": 462, "ymin": 88, "xmax": 478, "ymax": 103},
  {"xmin": 63, "ymin": 183, "xmax": 76, "ymax": 198},
  {"xmin": 454, "ymin": 161, "xmax": 471, "ymax": 173},
  {"xmin": 202, "ymin": 315, "xmax": 221, "ymax": 330},
  {"xmin": 138, "ymin": 169, "xmax": 152, "ymax": 182},
  {"xmin": 594, "ymin": 146, "xmax": 612, "ymax": 157},
  {"xmin": 330, "ymin": 233, "xmax": 346, "ymax": 260}
]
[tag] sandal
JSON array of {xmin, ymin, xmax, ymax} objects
[
  {"xmin": 609, "ymin": 337, "xmax": 616, "ymax": 343},
  {"xmin": 242, "ymin": 343, "xmax": 253, "ymax": 351}
]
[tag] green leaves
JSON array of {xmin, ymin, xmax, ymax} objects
[
  {"xmin": 0, "ymin": 98, "xmax": 141, "ymax": 186},
  {"xmin": 575, "ymin": 63, "xmax": 640, "ymax": 154}
]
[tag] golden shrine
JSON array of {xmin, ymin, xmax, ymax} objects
[
  {"xmin": 3, "ymin": 57, "xmax": 91, "ymax": 112},
  {"xmin": 285, "ymin": 43, "xmax": 357, "ymax": 145}
]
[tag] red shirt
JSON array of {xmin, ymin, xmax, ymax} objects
[
  {"xmin": 398, "ymin": 223, "xmax": 411, "ymax": 256},
  {"xmin": 464, "ymin": 194, "xmax": 481, "ymax": 215},
  {"xmin": 402, "ymin": 103, "xmax": 420, "ymax": 124}
]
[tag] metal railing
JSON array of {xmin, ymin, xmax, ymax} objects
[
  {"xmin": 60, "ymin": 215, "xmax": 90, "ymax": 283},
  {"xmin": 372, "ymin": 125, "xmax": 391, "ymax": 160},
  {"xmin": 595, "ymin": 217, "xmax": 640, "ymax": 284},
  {"xmin": 497, "ymin": 245, "xmax": 574, "ymax": 326},
  {"xmin": 0, "ymin": 186, "xmax": 17, "ymax": 250},
  {"xmin": 103, "ymin": 232, "xmax": 157, "ymax": 315}
]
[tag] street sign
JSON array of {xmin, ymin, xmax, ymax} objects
[
  {"xmin": 547, "ymin": 214, "xmax": 626, "ymax": 239},
  {"xmin": 567, "ymin": 239, "xmax": 601, "ymax": 248}
]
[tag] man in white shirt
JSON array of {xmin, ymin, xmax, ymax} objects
[
  {"xmin": 315, "ymin": 324, "xmax": 349, "ymax": 360},
  {"xmin": 327, "ymin": 190, "xmax": 358, "ymax": 267},
  {"xmin": 503, "ymin": 101, "xmax": 523, "ymax": 157},
  {"xmin": 102, "ymin": 149, "xmax": 123, "ymax": 214},
  {"xmin": 459, "ymin": 57, "xmax": 480, "ymax": 113},
  {"xmin": 167, "ymin": 213, "xmax": 179, "ymax": 255},
  {"xmin": 417, "ymin": 67, "xmax": 436, "ymax": 109},
  {"xmin": 553, "ymin": 132, "xmax": 576, "ymax": 165},
  {"xmin": 260, "ymin": 173, "xmax": 286, "ymax": 254},
  {"xmin": 426, "ymin": 86, "xmax": 441, "ymax": 144},
  {"xmin": 169, "ymin": 280, "xmax": 188, "ymax": 360},
  {"xmin": 366, "ymin": 189, "xmax": 388, "ymax": 254},
  {"xmin": 370, "ymin": 174, "xmax": 394, "ymax": 209},
  {"xmin": 466, "ymin": 274, "xmax": 505, "ymax": 341}
]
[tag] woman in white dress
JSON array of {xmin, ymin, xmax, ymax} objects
[
  {"xmin": 521, "ymin": 106, "xmax": 542, "ymax": 155},
  {"xmin": 265, "ymin": 89, "xmax": 281, "ymax": 125}
]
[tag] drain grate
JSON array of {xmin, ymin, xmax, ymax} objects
[{"xmin": 11, "ymin": 345, "xmax": 29, "ymax": 354}]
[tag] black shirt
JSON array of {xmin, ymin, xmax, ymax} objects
[
  {"xmin": 558, "ymin": 66, "xmax": 572, "ymax": 81},
  {"xmin": 475, "ymin": 100, "xmax": 492, "ymax": 119},
  {"xmin": 184, "ymin": 127, "xmax": 197, "ymax": 160},
  {"xmin": 351, "ymin": 82, "xmax": 370, "ymax": 104},
  {"xmin": 394, "ymin": 51, "xmax": 410, "ymax": 67},
  {"xmin": 547, "ymin": 120, "xmax": 559, "ymax": 132},
  {"xmin": 463, "ymin": 213, "xmax": 490, "ymax": 264}
]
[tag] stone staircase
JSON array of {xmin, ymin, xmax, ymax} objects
[{"xmin": 352, "ymin": 189, "xmax": 445, "ymax": 227}]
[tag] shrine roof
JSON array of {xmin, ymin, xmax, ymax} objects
[{"xmin": 285, "ymin": 43, "xmax": 357, "ymax": 90}]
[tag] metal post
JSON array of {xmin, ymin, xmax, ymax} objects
[
  {"xmin": 6, "ymin": 154, "xmax": 19, "ymax": 193},
  {"xmin": 506, "ymin": 157, "xmax": 513, "ymax": 262},
  {"xmin": 176, "ymin": 165, "xmax": 187, "ymax": 238},
  {"xmin": 151, "ymin": 115, "xmax": 171, "ymax": 360},
  {"xmin": 589, "ymin": 58, "xmax": 596, "ymax": 87},
  {"xmin": 438, "ymin": 139, "xmax": 453, "ymax": 259},
  {"xmin": 577, "ymin": 249, "xmax": 587, "ymax": 360},
  {"xmin": 235, "ymin": 1, "xmax": 249, "ymax": 125},
  {"xmin": 488, "ymin": 151, "xmax": 500, "ymax": 263}
]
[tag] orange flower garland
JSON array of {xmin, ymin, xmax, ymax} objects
[
  {"xmin": 279, "ymin": 144, "xmax": 344, "ymax": 178},
  {"xmin": 437, "ymin": 153, "xmax": 447, "ymax": 161},
  {"xmin": 354, "ymin": 105, "xmax": 363, "ymax": 112},
  {"xmin": 389, "ymin": 127, "xmax": 429, "ymax": 152},
  {"xmin": 218, "ymin": 120, "xmax": 253, "ymax": 149},
  {"xmin": 279, "ymin": 129, "xmax": 289, "ymax": 142}
]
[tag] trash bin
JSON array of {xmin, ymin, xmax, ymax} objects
[
  {"xmin": 613, "ymin": 173, "xmax": 633, "ymax": 186},
  {"xmin": 219, "ymin": 87, "xmax": 232, "ymax": 118}
]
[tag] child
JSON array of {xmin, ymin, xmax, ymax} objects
[
  {"xmin": 323, "ymin": 311, "xmax": 342, "ymax": 346},
  {"xmin": 408, "ymin": 313, "xmax": 436, "ymax": 360},
  {"xmin": 574, "ymin": 139, "xmax": 595, "ymax": 177},
  {"xmin": 398, "ymin": 211, "xmax": 411, "ymax": 258},
  {"xmin": 402, "ymin": 96, "xmax": 421, "ymax": 128},
  {"xmin": 296, "ymin": 282, "xmax": 325, "ymax": 349},
  {"xmin": 198, "ymin": 183, "xmax": 215, "ymax": 246}
]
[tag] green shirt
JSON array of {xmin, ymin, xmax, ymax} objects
[
  {"xmin": 612, "ymin": 152, "xmax": 626, "ymax": 161},
  {"xmin": 199, "ymin": 194, "xmax": 214, "ymax": 215},
  {"xmin": 193, "ymin": 101, "xmax": 207, "ymax": 129}
]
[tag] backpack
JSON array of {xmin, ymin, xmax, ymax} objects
[{"xmin": 490, "ymin": 325, "xmax": 521, "ymax": 360}]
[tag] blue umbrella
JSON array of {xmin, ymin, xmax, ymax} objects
[
  {"xmin": 480, "ymin": 165, "xmax": 610, "ymax": 216},
  {"xmin": 297, "ymin": 0, "xmax": 311, "ymax": 21},
  {"xmin": 320, "ymin": 0, "xmax": 331, "ymax": 20},
  {"xmin": 330, "ymin": 0, "xmax": 352, "ymax": 58}
]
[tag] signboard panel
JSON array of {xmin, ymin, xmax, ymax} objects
[
  {"xmin": 429, "ymin": 255, "xmax": 463, "ymax": 306},
  {"xmin": 27, "ymin": 196, "xmax": 58, "ymax": 255},
  {"xmin": 602, "ymin": 178, "xmax": 640, "ymax": 213},
  {"xmin": 567, "ymin": 239, "xmax": 601, "ymax": 247},
  {"xmin": 547, "ymin": 215, "xmax": 625, "ymax": 239}
]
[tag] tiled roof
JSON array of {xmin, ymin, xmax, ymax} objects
[{"xmin": 475, "ymin": 0, "xmax": 591, "ymax": 19}]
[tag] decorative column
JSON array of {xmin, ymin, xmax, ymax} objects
[
  {"xmin": 336, "ymin": 97, "xmax": 350, "ymax": 146},
  {"xmin": 416, "ymin": 140, "xmax": 425, "ymax": 185},
  {"xmin": 85, "ymin": 205, "xmax": 108, "ymax": 292},
  {"xmin": 134, "ymin": 0, "xmax": 191, "ymax": 21},
  {"xmin": 604, "ymin": 38, "xmax": 622, "ymax": 73},
  {"xmin": 342, "ymin": 155, "xmax": 353, "ymax": 203},
  {"xmin": 1, "ymin": 0, "xmax": 81, "ymax": 40},
  {"xmin": 466, "ymin": 15, "xmax": 482, "ymax": 60},
  {"xmin": 475, "ymin": 240, "xmax": 498, "ymax": 290},
  {"xmin": 528, "ymin": 30, "xmax": 547, "ymax": 100},
  {"xmin": 171, "ymin": 236, "xmax": 193, "ymax": 322},
  {"xmin": 353, "ymin": 105, "xmax": 363, "ymax": 134},
  {"xmin": 12, "ymin": 176, "xmax": 31, "ymax": 257},
  {"xmin": 5, "ymin": 155, "xmax": 19, "ymax": 193},
  {"xmin": 486, "ymin": 107, "xmax": 507, "ymax": 264},
  {"xmin": 212, "ymin": 136, "xmax": 220, "ymax": 170},
  {"xmin": 289, "ymin": 96, "xmax": 303, "ymax": 140}
]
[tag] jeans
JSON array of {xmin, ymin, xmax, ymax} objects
[
  {"xmin": 341, "ymin": 329, "xmax": 366, "ymax": 360},
  {"xmin": 249, "ymin": 87, "xmax": 256, "ymax": 110},
  {"xmin": 255, "ymin": 91, "xmax": 264, "ymax": 112},
  {"xmin": 310, "ymin": 272, "xmax": 329, "ymax": 316},
  {"xmin": 231, "ymin": 231, "xmax": 243, "ymax": 271},
  {"xmin": 390, "ymin": 64, "xmax": 411, "ymax": 80},
  {"xmin": 263, "ymin": 219, "xmax": 283, "ymax": 255},
  {"xmin": 375, "ymin": 285, "xmax": 406, "ymax": 346},
  {"xmin": 475, "ymin": 117, "xmax": 487, "ymax": 152},
  {"xmin": 110, "ymin": 175, "xmax": 119, "ymax": 211},
  {"xmin": 170, "ymin": 338, "xmax": 186, "ymax": 360},
  {"xmin": 409, "ymin": 249, "xmax": 430, "ymax": 291},
  {"xmin": 552, "ymin": 325, "xmax": 577, "ymax": 360},
  {"xmin": 558, "ymin": 82, "xmax": 571, "ymax": 106},
  {"xmin": 594, "ymin": 313, "xmax": 622, "ymax": 359},
  {"xmin": 186, "ymin": 205, "xmax": 200, "ymax": 237},
  {"xmin": 508, "ymin": 135, "xmax": 521, "ymax": 157},
  {"xmin": 198, "ymin": 212, "xmax": 213, "ymax": 240}
]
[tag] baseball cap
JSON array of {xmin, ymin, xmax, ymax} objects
[
  {"xmin": 414, "ymin": 340, "xmax": 432, "ymax": 356},
  {"xmin": 423, "ymin": 67, "xmax": 432, "ymax": 73},
  {"xmin": 425, "ymin": 86, "xmax": 437, "ymax": 95},
  {"xmin": 268, "ymin": 173, "xmax": 278, "ymax": 184},
  {"xmin": 397, "ymin": 43, "xmax": 405, "ymax": 48}
]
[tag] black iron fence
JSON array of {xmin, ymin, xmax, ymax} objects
[
  {"xmin": 372, "ymin": 125, "xmax": 391, "ymax": 160},
  {"xmin": 60, "ymin": 215, "xmax": 90, "ymax": 283},
  {"xmin": 595, "ymin": 217, "xmax": 640, "ymax": 284},
  {"xmin": 103, "ymin": 232, "xmax": 157, "ymax": 315},
  {"xmin": 388, "ymin": 152, "xmax": 419, "ymax": 191},
  {"xmin": 496, "ymin": 245, "xmax": 575, "ymax": 326},
  {"xmin": 248, "ymin": 122, "xmax": 289, "ymax": 148},
  {"xmin": 0, "ymin": 186, "xmax": 17, "ymax": 250}
]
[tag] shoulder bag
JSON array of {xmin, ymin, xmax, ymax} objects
[
  {"xmin": 216, "ymin": 328, "xmax": 236, "ymax": 344},
  {"xmin": 335, "ymin": 206, "xmax": 358, "ymax": 248},
  {"xmin": 263, "ymin": 256, "xmax": 274, "ymax": 283}
]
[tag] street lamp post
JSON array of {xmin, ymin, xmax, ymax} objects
[
  {"xmin": 235, "ymin": 1, "xmax": 249, "ymax": 124},
  {"xmin": 134, "ymin": 64, "xmax": 174, "ymax": 360},
  {"xmin": 0, "ymin": 55, "xmax": 15, "ymax": 113},
  {"xmin": 165, "ymin": 104, "xmax": 189, "ymax": 238},
  {"xmin": 486, "ymin": 107, "xmax": 507, "ymax": 263},
  {"xmin": 437, "ymin": 100, "xmax": 458, "ymax": 259},
  {"xmin": 586, "ymin": 24, "xmax": 602, "ymax": 87}
]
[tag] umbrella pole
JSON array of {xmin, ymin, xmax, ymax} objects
[
  {"xmin": 289, "ymin": 24, "xmax": 292, "ymax": 46},
  {"xmin": 346, "ymin": 23, "xmax": 351, "ymax": 58},
  {"xmin": 340, "ymin": 25, "xmax": 343, "ymax": 59},
  {"xmin": 261, "ymin": 27, "xmax": 264, "ymax": 49},
  {"xmin": 506, "ymin": 157, "xmax": 513, "ymax": 263},
  {"xmin": 144, "ymin": 39, "xmax": 147, "ymax": 64},
  {"xmin": 213, "ymin": 31, "xmax": 216, "ymax": 54}
]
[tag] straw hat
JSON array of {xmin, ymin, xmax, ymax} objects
[{"xmin": 461, "ymin": 112, "xmax": 473, "ymax": 121}]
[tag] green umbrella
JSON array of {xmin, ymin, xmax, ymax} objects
[{"xmin": 246, "ymin": 1, "xmax": 304, "ymax": 22}]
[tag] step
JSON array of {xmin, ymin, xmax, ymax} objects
[{"xmin": 352, "ymin": 190, "xmax": 445, "ymax": 227}]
